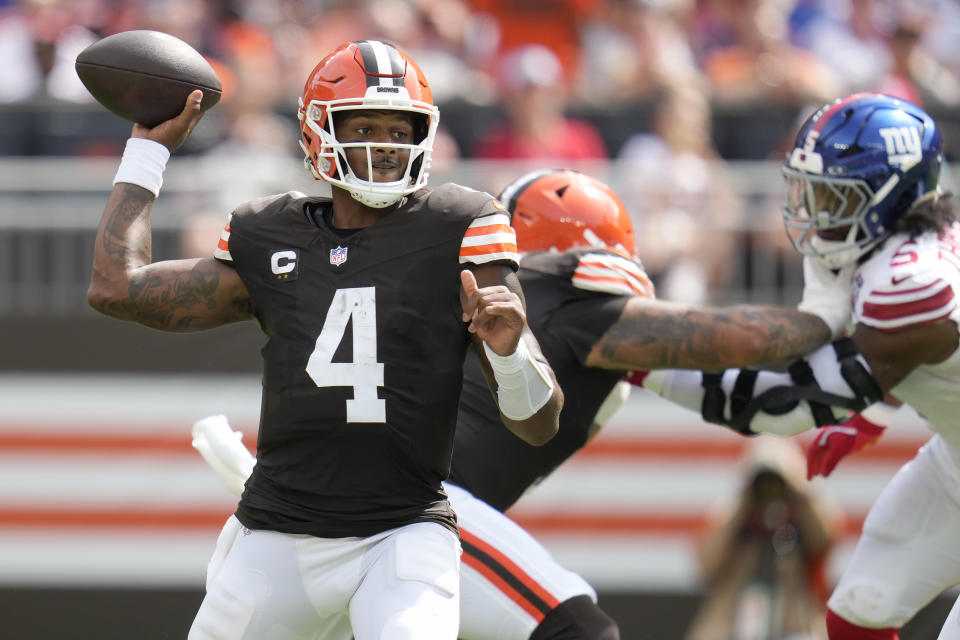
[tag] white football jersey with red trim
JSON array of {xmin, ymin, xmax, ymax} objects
[{"xmin": 853, "ymin": 223, "xmax": 960, "ymax": 451}]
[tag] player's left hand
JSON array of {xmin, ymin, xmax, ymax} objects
[
  {"xmin": 806, "ymin": 412, "xmax": 886, "ymax": 480},
  {"xmin": 461, "ymin": 269, "xmax": 525, "ymax": 356}
]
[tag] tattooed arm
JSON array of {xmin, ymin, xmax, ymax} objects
[
  {"xmin": 87, "ymin": 91, "xmax": 252, "ymax": 332},
  {"xmin": 87, "ymin": 183, "xmax": 252, "ymax": 331},
  {"xmin": 585, "ymin": 297, "xmax": 831, "ymax": 371}
]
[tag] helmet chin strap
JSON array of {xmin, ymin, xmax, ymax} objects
[
  {"xmin": 322, "ymin": 140, "xmax": 418, "ymax": 208},
  {"xmin": 343, "ymin": 173, "xmax": 407, "ymax": 208},
  {"xmin": 340, "ymin": 148, "xmax": 413, "ymax": 209},
  {"xmin": 911, "ymin": 185, "xmax": 943, "ymax": 208}
]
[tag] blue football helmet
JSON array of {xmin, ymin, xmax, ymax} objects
[{"xmin": 782, "ymin": 92, "xmax": 943, "ymax": 269}]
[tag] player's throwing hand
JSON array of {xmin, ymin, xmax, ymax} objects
[{"xmin": 132, "ymin": 89, "xmax": 205, "ymax": 152}]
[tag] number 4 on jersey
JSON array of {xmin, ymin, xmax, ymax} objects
[{"xmin": 306, "ymin": 287, "xmax": 386, "ymax": 423}]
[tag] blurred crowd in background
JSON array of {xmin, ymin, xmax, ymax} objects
[
  {"xmin": 2, "ymin": 0, "xmax": 960, "ymax": 306},
  {"xmin": 3, "ymin": 0, "xmax": 958, "ymax": 156}
]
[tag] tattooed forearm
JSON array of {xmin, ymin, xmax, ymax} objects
[
  {"xmin": 100, "ymin": 184, "xmax": 155, "ymax": 264},
  {"xmin": 594, "ymin": 305, "xmax": 831, "ymax": 370}
]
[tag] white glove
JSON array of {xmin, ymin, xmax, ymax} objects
[
  {"xmin": 191, "ymin": 415, "xmax": 256, "ymax": 496},
  {"xmin": 798, "ymin": 256, "xmax": 856, "ymax": 337}
]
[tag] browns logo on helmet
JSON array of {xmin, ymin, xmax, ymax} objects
[
  {"xmin": 499, "ymin": 169, "xmax": 636, "ymax": 258},
  {"xmin": 297, "ymin": 40, "xmax": 439, "ymax": 208}
]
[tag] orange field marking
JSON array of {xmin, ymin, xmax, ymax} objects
[
  {"xmin": 0, "ymin": 506, "xmax": 869, "ymax": 538},
  {"xmin": 0, "ymin": 429, "xmax": 922, "ymax": 465}
]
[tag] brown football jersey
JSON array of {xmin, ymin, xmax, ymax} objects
[
  {"xmin": 216, "ymin": 185, "xmax": 517, "ymax": 537},
  {"xmin": 449, "ymin": 247, "xmax": 652, "ymax": 511}
]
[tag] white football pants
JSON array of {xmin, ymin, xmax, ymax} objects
[
  {"xmin": 829, "ymin": 434, "xmax": 960, "ymax": 629},
  {"xmin": 188, "ymin": 517, "xmax": 461, "ymax": 640}
]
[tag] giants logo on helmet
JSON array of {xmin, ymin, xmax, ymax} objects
[{"xmin": 879, "ymin": 126, "xmax": 923, "ymax": 170}]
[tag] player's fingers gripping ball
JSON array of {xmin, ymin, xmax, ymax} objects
[{"xmin": 131, "ymin": 90, "xmax": 205, "ymax": 151}]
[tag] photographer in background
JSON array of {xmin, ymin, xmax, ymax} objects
[{"xmin": 685, "ymin": 436, "xmax": 843, "ymax": 640}]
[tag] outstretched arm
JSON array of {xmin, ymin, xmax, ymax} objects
[
  {"xmin": 585, "ymin": 250, "xmax": 852, "ymax": 372},
  {"xmin": 86, "ymin": 91, "xmax": 252, "ymax": 331},
  {"xmin": 585, "ymin": 297, "xmax": 831, "ymax": 371},
  {"xmin": 640, "ymin": 317, "xmax": 958, "ymax": 438},
  {"xmin": 461, "ymin": 265, "xmax": 562, "ymax": 446}
]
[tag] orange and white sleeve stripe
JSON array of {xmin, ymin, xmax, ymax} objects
[
  {"xmin": 573, "ymin": 252, "xmax": 655, "ymax": 298},
  {"xmin": 213, "ymin": 220, "xmax": 232, "ymax": 262},
  {"xmin": 459, "ymin": 213, "xmax": 519, "ymax": 267}
]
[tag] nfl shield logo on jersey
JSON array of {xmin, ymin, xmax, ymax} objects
[{"xmin": 330, "ymin": 246, "xmax": 348, "ymax": 266}]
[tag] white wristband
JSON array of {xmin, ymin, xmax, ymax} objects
[
  {"xmin": 483, "ymin": 340, "xmax": 554, "ymax": 421},
  {"xmin": 112, "ymin": 138, "xmax": 170, "ymax": 197}
]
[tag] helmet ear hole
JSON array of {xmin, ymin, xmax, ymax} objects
[
  {"xmin": 516, "ymin": 210, "xmax": 534, "ymax": 224},
  {"xmin": 837, "ymin": 143, "xmax": 862, "ymax": 158}
]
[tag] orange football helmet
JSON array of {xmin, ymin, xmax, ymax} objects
[
  {"xmin": 499, "ymin": 169, "xmax": 636, "ymax": 257},
  {"xmin": 298, "ymin": 40, "xmax": 439, "ymax": 208}
]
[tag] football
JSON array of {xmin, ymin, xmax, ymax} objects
[{"xmin": 75, "ymin": 30, "xmax": 222, "ymax": 128}]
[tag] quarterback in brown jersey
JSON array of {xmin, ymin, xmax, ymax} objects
[
  {"xmin": 193, "ymin": 169, "xmax": 841, "ymax": 639},
  {"xmin": 86, "ymin": 40, "xmax": 562, "ymax": 640}
]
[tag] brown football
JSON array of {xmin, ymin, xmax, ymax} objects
[{"xmin": 75, "ymin": 30, "xmax": 222, "ymax": 128}]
